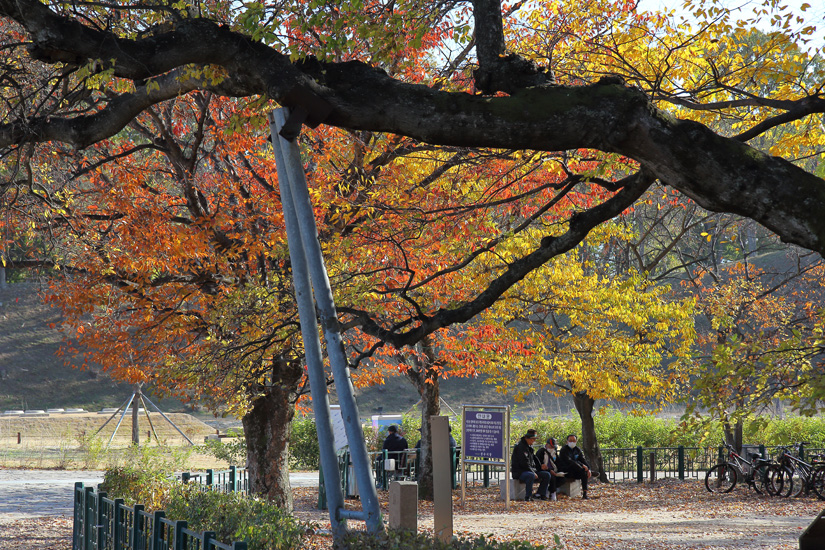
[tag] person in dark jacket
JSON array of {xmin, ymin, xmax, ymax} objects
[
  {"xmin": 511, "ymin": 429, "xmax": 552, "ymax": 501},
  {"xmin": 382, "ymin": 425, "xmax": 409, "ymax": 471},
  {"xmin": 557, "ymin": 434, "xmax": 595, "ymax": 499},
  {"xmin": 535, "ymin": 437, "xmax": 564, "ymax": 501}
]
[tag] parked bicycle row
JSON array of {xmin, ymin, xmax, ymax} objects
[{"xmin": 705, "ymin": 441, "xmax": 825, "ymax": 499}]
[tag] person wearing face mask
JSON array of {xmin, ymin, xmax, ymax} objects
[
  {"xmin": 557, "ymin": 434, "xmax": 593, "ymax": 499},
  {"xmin": 535, "ymin": 437, "xmax": 565, "ymax": 501}
]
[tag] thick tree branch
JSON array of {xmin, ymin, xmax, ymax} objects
[
  {"xmin": 2, "ymin": 0, "xmax": 825, "ymax": 256},
  {"xmin": 339, "ymin": 170, "xmax": 653, "ymax": 347}
]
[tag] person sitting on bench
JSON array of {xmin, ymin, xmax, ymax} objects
[
  {"xmin": 535, "ymin": 437, "xmax": 565, "ymax": 501},
  {"xmin": 511, "ymin": 429, "xmax": 552, "ymax": 501},
  {"xmin": 557, "ymin": 434, "xmax": 595, "ymax": 499}
]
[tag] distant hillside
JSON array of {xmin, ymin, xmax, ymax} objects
[
  {"xmin": 0, "ymin": 282, "xmax": 686, "ymax": 421},
  {"xmin": 349, "ymin": 372, "xmax": 581, "ymax": 420},
  {"xmin": 0, "ymin": 282, "xmax": 179, "ymax": 412}
]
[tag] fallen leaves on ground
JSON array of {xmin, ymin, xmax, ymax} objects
[
  {"xmin": 0, "ymin": 517, "xmax": 73, "ymax": 550},
  {"xmin": 8, "ymin": 480, "xmax": 821, "ymax": 549},
  {"xmin": 292, "ymin": 479, "xmax": 825, "ymax": 549}
]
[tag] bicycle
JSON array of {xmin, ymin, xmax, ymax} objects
[
  {"xmin": 705, "ymin": 442, "xmax": 773, "ymax": 494},
  {"xmin": 768, "ymin": 444, "xmax": 825, "ymax": 500}
]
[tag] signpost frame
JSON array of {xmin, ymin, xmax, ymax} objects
[{"xmin": 460, "ymin": 404, "xmax": 511, "ymax": 511}]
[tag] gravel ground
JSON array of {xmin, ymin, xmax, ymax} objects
[
  {"xmin": 2, "ymin": 469, "xmax": 823, "ymax": 550},
  {"xmin": 0, "ymin": 469, "xmax": 103, "ymax": 550},
  {"xmin": 291, "ymin": 478, "xmax": 825, "ymax": 550}
]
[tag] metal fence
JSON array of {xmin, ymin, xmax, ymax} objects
[
  {"xmin": 73, "ymin": 482, "xmax": 247, "ymax": 550},
  {"xmin": 178, "ymin": 467, "xmax": 248, "ymax": 495},
  {"xmin": 320, "ymin": 443, "xmax": 820, "ymax": 500}
]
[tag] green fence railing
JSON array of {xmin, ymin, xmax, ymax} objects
[
  {"xmin": 324, "ymin": 444, "xmax": 786, "ymax": 493},
  {"xmin": 178, "ymin": 466, "xmax": 248, "ymax": 495},
  {"xmin": 73, "ymin": 482, "xmax": 247, "ymax": 550}
]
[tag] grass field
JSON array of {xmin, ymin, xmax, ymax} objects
[{"xmin": 0, "ymin": 411, "xmax": 221, "ymax": 469}]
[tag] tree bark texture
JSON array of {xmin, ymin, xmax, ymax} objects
[
  {"xmin": 241, "ymin": 359, "xmax": 303, "ymax": 512},
  {"xmin": 723, "ymin": 419, "xmax": 744, "ymax": 455},
  {"xmin": 573, "ymin": 392, "xmax": 608, "ymax": 483},
  {"xmin": 405, "ymin": 336, "xmax": 441, "ymax": 501}
]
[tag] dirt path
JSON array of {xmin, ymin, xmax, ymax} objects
[
  {"xmin": 0, "ymin": 469, "xmax": 103, "ymax": 550},
  {"xmin": 2, "ymin": 470, "xmax": 822, "ymax": 550},
  {"xmin": 292, "ymin": 479, "xmax": 824, "ymax": 549}
]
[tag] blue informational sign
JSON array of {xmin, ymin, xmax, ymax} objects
[{"xmin": 463, "ymin": 410, "xmax": 505, "ymax": 461}]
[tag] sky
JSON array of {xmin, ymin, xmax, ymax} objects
[{"xmin": 636, "ymin": 0, "xmax": 824, "ymax": 52}]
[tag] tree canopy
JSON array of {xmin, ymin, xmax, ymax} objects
[{"xmin": 2, "ymin": 3, "xmax": 824, "ymax": 347}]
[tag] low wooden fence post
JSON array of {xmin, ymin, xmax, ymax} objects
[
  {"xmin": 174, "ymin": 520, "xmax": 188, "ymax": 550},
  {"xmin": 152, "ymin": 511, "xmax": 165, "ymax": 550},
  {"xmin": 72, "ymin": 482, "xmax": 83, "ymax": 550},
  {"xmin": 132, "ymin": 504, "xmax": 145, "ymax": 550},
  {"xmin": 84, "ymin": 486, "xmax": 95, "ymax": 550},
  {"xmin": 113, "ymin": 498, "xmax": 124, "ymax": 550}
]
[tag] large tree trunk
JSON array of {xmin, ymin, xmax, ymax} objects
[
  {"xmin": 242, "ymin": 358, "xmax": 302, "ymax": 512},
  {"xmin": 573, "ymin": 391, "xmax": 608, "ymax": 483},
  {"xmin": 405, "ymin": 335, "xmax": 440, "ymax": 501},
  {"xmin": 723, "ymin": 418, "xmax": 744, "ymax": 455}
]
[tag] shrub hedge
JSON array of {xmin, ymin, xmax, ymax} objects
[
  {"xmin": 281, "ymin": 412, "xmax": 825, "ymax": 470},
  {"xmin": 166, "ymin": 486, "xmax": 306, "ymax": 550}
]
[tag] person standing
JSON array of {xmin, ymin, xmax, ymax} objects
[
  {"xmin": 510, "ymin": 429, "xmax": 552, "ymax": 501},
  {"xmin": 382, "ymin": 425, "xmax": 409, "ymax": 472},
  {"xmin": 557, "ymin": 434, "xmax": 594, "ymax": 499}
]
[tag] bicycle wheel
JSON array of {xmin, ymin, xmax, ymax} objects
[
  {"xmin": 767, "ymin": 465, "xmax": 793, "ymax": 497},
  {"xmin": 752, "ymin": 467, "xmax": 769, "ymax": 495},
  {"xmin": 790, "ymin": 471, "xmax": 806, "ymax": 498},
  {"xmin": 810, "ymin": 467, "xmax": 825, "ymax": 501},
  {"xmin": 705, "ymin": 464, "xmax": 737, "ymax": 493}
]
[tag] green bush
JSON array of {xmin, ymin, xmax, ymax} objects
[
  {"xmin": 342, "ymin": 530, "xmax": 557, "ymax": 550},
  {"xmin": 284, "ymin": 411, "xmax": 825, "ymax": 469},
  {"xmin": 199, "ymin": 429, "xmax": 247, "ymax": 466},
  {"xmin": 290, "ymin": 416, "xmax": 320, "ymax": 470},
  {"xmin": 99, "ymin": 445, "xmax": 190, "ymax": 509},
  {"xmin": 166, "ymin": 486, "xmax": 306, "ymax": 550}
]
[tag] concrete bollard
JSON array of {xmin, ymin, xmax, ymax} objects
[{"xmin": 389, "ymin": 481, "xmax": 418, "ymax": 531}]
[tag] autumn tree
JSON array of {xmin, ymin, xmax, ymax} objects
[
  {"xmin": 2, "ymin": 0, "xmax": 825, "ymax": 506},
  {"xmin": 476, "ymin": 220, "xmax": 696, "ymax": 477},
  {"xmin": 682, "ymin": 249, "xmax": 825, "ymax": 451}
]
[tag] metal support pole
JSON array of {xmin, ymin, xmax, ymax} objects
[
  {"xmin": 105, "ymin": 394, "xmax": 135, "ymax": 449},
  {"xmin": 271, "ymin": 108, "xmax": 382, "ymax": 534},
  {"xmin": 268, "ymin": 110, "xmax": 347, "ymax": 539},
  {"xmin": 636, "ymin": 446, "xmax": 644, "ymax": 483},
  {"xmin": 139, "ymin": 393, "xmax": 195, "ymax": 445},
  {"xmin": 131, "ymin": 387, "xmax": 140, "ymax": 446}
]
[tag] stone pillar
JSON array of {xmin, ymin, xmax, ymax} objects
[
  {"xmin": 389, "ymin": 481, "xmax": 418, "ymax": 531},
  {"xmin": 431, "ymin": 416, "xmax": 452, "ymax": 542}
]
